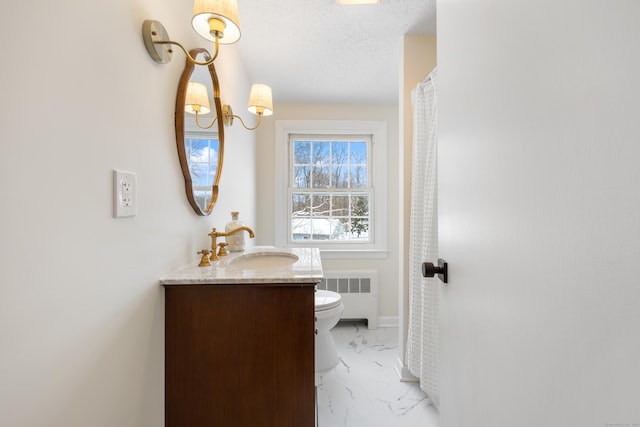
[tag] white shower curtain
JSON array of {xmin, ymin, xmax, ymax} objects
[{"xmin": 406, "ymin": 67, "xmax": 440, "ymax": 408}]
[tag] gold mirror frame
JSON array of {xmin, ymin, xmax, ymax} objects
[{"xmin": 175, "ymin": 48, "xmax": 225, "ymax": 216}]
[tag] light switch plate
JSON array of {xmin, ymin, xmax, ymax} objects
[{"xmin": 113, "ymin": 170, "xmax": 137, "ymax": 218}]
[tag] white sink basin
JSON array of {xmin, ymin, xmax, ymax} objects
[{"xmin": 228, "ymin": 251, "xmax": 299, "ymax": 270}]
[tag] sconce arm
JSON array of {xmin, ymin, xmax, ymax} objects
[
  {"xmin": 142, "ymin": 20, "xmax": 219, "ymax": 65},
  {"xmin": 194, "ymin": 112, "xmax": 219, "ymax": 129},
  {"xmin": 155, "ymin": 38, "xmax": 219, "ymax": 66},
  {"xmin": 222, "ymin": 104, "xmax": 263, "ymax": 131}
]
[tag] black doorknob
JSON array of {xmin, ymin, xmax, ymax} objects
[{"xmin": 422, "ymin": 258, "xmax": 448, "ymax": 283}]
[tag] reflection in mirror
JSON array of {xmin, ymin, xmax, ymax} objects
[
  {"xmin": 185, "ymin": 131, "xmax": 219, "ymax": 213},
  {"xmin": 175, "ymin": 48, "xmax": 225, "ymax": 216}
]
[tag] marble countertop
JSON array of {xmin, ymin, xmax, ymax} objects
[{"xmin": 160, "ymin": 247, "xmax": 323, "ymax": 285}]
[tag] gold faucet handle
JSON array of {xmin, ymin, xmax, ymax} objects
[
  {"xmin": 217, "ymin": 242, "xmax": 229, "ymax": 257},
  {"xmin": 197, "ymin": 249, "xmax": 211, "ymax": 267}
]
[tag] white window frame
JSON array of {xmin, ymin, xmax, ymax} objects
[{"xmin": 275, "ymin": 120, "xmax": 388, "ymax": 259}]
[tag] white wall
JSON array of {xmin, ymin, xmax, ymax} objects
[
  {"xmin": 438, "ymin": 1, "xmax": 640, "ymax": 425},
  {"xmin": 254, "ymin": 103, "xmax": 399, "ymax": 319},
  {"xmin": 0, "ymin": 0, "xmax": 255, "ymax": 425}
]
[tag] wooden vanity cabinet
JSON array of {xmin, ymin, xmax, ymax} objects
[{"xmin": 164, "ymin": 282, "xmax": 316, "ymax": 427}]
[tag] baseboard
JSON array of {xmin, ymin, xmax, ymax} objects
[
  {"xmin": 376, "ymin": 316, "xmax": 399, "ymax": 328},
  {"xmin": 394, "ymin": 356, "xmax": 419, "ymax": 382}
]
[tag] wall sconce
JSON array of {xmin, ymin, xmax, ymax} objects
[
  {"xmin": 222, "ymin": 84, "xmax": 273, "ymax": 130},
  {"xmin": 145, "ymin": 0, "xmax": 273, "ymax": 131},
  {"xmin": 142, "ymin": 0, "xmax": 241, "ymax": 65},
  {"xmin": 186, "ymin": 83, "xmax": 273, "ymax": 131}
]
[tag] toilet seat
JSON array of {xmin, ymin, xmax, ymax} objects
[{"xmin": 315, "ymin": 290, "xmax": 342, "ymax": 312}]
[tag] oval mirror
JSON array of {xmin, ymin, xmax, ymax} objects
[{"xmin": 175, "ymin": 48, "xmax": 225, "ymax": 215}]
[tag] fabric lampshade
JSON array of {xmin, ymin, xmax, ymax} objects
[
  {"xmin": 185, "ymin": 82, "xmax": 211, "ymax": 114},
  {"xmin": 247, "ymin": 84, "xmax": 273, "ymax": 116},
  {"xmin": 192, "ymin": 0, "xmax": 241, "ymax": 44}
]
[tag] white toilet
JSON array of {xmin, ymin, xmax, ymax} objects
[{"xmin": 315, "ymin": 289, "xmax": 344, "ymax": 372}]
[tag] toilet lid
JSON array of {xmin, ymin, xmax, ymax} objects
[{"xmin": 315, "ymin": 289, "xmax": 342, "ymax": 311}]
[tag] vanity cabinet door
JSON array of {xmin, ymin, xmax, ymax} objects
[{"xmin": 165, "ymin": 283, "xmax": 315, "ymax": 427}]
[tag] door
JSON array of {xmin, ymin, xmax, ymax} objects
[{"xmin": 437, "ymin": 1, "xmax": 640, "ymax": 426}]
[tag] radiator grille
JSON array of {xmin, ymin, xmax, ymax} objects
[
  {"xmin": 317, "ymin": 277, "xmax": 372, "ymax": 294},
  {"xmin": 318, "ymin": 270, "xmax": 378, "ymax": 329}
]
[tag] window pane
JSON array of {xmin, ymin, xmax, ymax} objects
[
  {"xmin": 331, "ymin": 166, "xmax": 348, "ymax": 188},
  {"xmin": 312, "ymin": 219, "xmax": 331, "ymax": 240},
  {"xmin": 293, "ymin": 166, "xmax": 310, "ymax": 187},
  {"xmin": 311, "ymin": 194, "xmax": 330, "ymax": 216},
  {"xmin": 350, "ymin": 141, "xmax": 367, "ymax": 164},
  {"xmin": 331, "ymin": 195, "xmax": 349, "ymax": 216},
  {"xmin": 311, "ymin": 141, "xmax": 330, "ymax": 165},
  {"xmin": 292, "ymin": 193, "xmax": 310, "ymax": 216},
  {"xmin": 350, "ymin": 165, "xmax": 367, "ymax": 188},
  {"xmin": 351, "ymin": 194, "xmax": 369, "ymax": 215},
  {"xmin": 291, "ymin": 218, "xmax": 311, "ymax": 240},
  {"xmin": 331, "ymin": 141, "xmax": 349, "ymax": 164},
  {"xmin": 330, "ymin": 219, "xmax": 347, "ymax": 240},
  {"xmin": 312, "ymin": 166, "xmax": 330, "ymax": 188},
  {"xmin": 294, "ymin": 141, "xmax": 311, "ymax": 164},
  {"xmin": 350, "ymin": 218, "xmax": 369, "ymax": 239},
  {"xmin": 350, "ymin": 194, "xmax": 369, "ymax": 239}
]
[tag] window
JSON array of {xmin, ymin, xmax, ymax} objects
[
  {"xmin": 290, "ymin": 135, "xmax": 371, "ymax": 242},
  {"xmin": 275, "ymin": 121, "xmax": 387, "ymax": 258}
]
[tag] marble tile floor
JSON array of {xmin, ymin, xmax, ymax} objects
[{"xmin": 316, "ymin": 321, "xmax": 440, "ymax": 427}]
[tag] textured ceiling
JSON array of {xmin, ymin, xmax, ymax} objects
[{"xmin": 235, "ymin": 0, "xmax": 437, "ymax": 105}]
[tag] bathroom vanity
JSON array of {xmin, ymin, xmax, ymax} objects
[{"xmin": 160, "ymin": 248, "xmax": 323, "ymax": 427}]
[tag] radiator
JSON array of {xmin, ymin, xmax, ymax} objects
[{"xmin": 317, "ymin": 270, "xmax": 378, "ymax": 329}]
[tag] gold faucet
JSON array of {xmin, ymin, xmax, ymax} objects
[{"xmin": 208, "ymin": 226, "xmax": 255, "ymax": 261}]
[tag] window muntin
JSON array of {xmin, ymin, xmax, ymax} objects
[{"xmin": 288, "ymin": 135, "xmax": 372, "ymax": 243}]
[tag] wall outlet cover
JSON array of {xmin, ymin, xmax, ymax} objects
[{"xmin": 113, "ymin": 170, "xmax": 137, "ymax": 218}]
